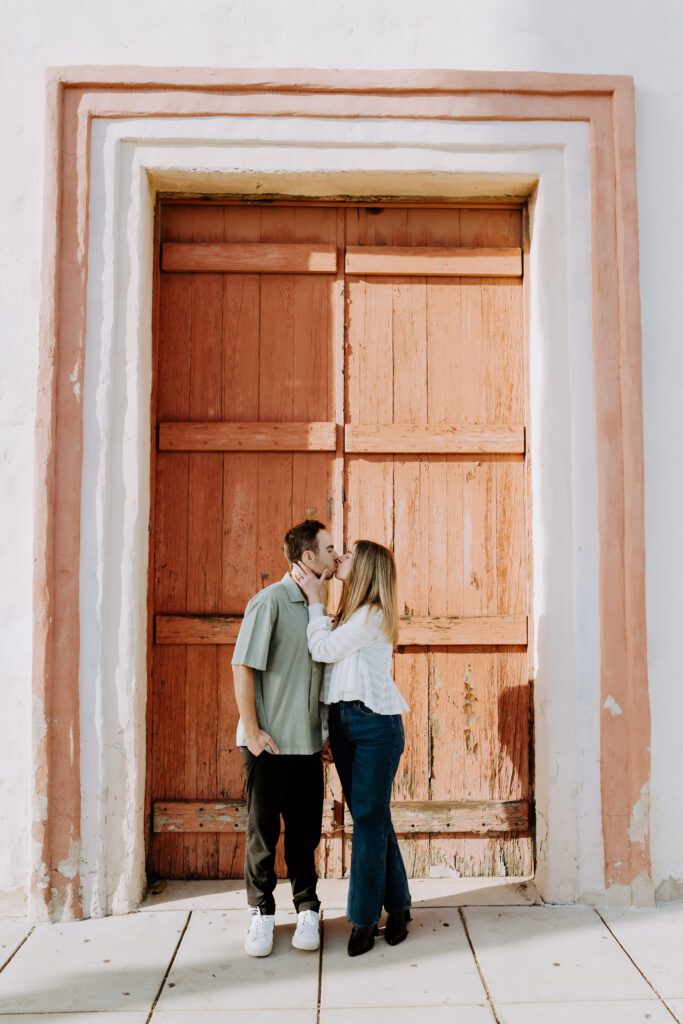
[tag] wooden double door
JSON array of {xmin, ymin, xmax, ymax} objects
[{"xmin": 147, "ymin": 201, "xmax": 532, "ymax": 880}]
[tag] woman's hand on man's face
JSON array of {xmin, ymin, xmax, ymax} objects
[{"xmin": 291, "ymin": 561, "xmax": 331, "ymax": 604}]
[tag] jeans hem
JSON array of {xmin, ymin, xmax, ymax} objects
[{"xmin": 346, "ymin": 913, "xmax": 379, "ymax": 929}]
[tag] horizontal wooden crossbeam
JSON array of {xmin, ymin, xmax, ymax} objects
[
  {"xmin": 155, "ymin": 614, "xmax": 528, "ymax": 646},
  {"xmin": 158, "ymin": 422, "xmax": 525, "ymax": 454},
  {"xmin": 158, "ymin": 421, "xmax": 337, "ymax": 452},
  {"xmin": 345, "ymin": 424, "xmax": 525, "ymax": 455},
  {"xmin": 161, "ymin": 242, "xmax": 338, "ymax": 274},
  {"xmin": 345, "ymin": 245, "xmax": 522, "ymax": 277},
  {"xmin": 153, "ymin": 799, "xmax": 529, "ymax": 835},
  {"xmin": 399, "ymin": 615, "xmax": 527, "ymax": 646},
  {"xmin": 156, "ymin": 615, "xmax": 242, "ymax": 645},
  {"xmin": 154, "ymin": 800, "xmax": 342, "ymax": 834},
  {"xmin": 346, "ymin": 800, "xmax": 529, "ymax": 835}
]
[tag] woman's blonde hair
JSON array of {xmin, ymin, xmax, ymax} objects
[{"xmin": 335, "ymin": 540, "xmax": 399, "ymax": 645}]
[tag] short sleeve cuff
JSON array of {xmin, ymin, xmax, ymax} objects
[{"xmin": 230, "ymin": 655, "xmax": 267, "ymax": 671}]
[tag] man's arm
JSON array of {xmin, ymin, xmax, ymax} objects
[{"xmin": 232, "ymin": 664, "xmax": 280, "ymax": 756}]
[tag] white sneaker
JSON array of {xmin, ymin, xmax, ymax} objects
[
  {"xmin": 292, "ymin": 908, "xmax": 320, "ymax": 951},
  {"xmin": 244, "ymin": 909, "xmax": 275, "ymax": 957}
]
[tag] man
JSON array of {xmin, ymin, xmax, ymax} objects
[{"xmin": 232, "ymin": 520, "xmax": 339, "ymax": 957}]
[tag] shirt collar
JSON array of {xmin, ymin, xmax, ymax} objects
[{"xmin": 281, "ymin": 572, "xmax": 306, "ymax": 603}]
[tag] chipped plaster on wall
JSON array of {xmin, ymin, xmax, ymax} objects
[
  {"xmin": 56, "ymin": 840, "xmax": 81, "ymax": 881},
  {"xmin": 655, "ymin": 877, "xmax": 683, "ymax": 903},
  {"xmin": 629, "ymin": 783, "xmax": 650, "ymax": 846},
  {"xmin": 603, "ymin": 696, "xmax": 623, "ymax": 717}
]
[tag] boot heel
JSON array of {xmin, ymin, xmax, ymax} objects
[
  {"xmin": 385, "ymin": 909, "xmax": 410, "ymax": 946},
  {"xmin": 348, "ymin": 924, "xmax": 377, "ymax": 957}
]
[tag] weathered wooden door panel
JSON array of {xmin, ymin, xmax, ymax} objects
[
  {"xmin": 148, "ymin": 201, "xmax": 532, "ymax": 881},
  {"xmin": 344, "ymin": 205, "xmax": 532, "ymax": 877},
  {"xmin": 149, "ymin": 203, "xmax": 339, "ymax": 879}
]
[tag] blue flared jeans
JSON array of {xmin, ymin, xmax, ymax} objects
[{"xmin": 329, "ymin": 700, "xmax": 411, "ymax": 928}]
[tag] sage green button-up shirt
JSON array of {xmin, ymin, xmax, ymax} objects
[{"xmin": 232, "ymin": 573, "xmax": 323, "ymax": 755}]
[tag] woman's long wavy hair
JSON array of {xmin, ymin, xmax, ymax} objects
[{"xmin": 334, "ymin": 540, "xmax": 399, "ymax": 646}]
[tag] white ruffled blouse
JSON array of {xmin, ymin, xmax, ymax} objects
[{"xmin": 306, "ymin": 603, "xmax": 410, "ymax": 721}]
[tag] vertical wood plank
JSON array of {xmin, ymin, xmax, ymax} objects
[
  {"xmin": 416, "ymin": 205, "xmax": 470, "ymax": 874},
  {"xmin": 217, "ymin": 647, "xmax": 247, "ymax": 877},
  {"xmin": 392, "ymin": 277, "xmax": 427, "ymax": 425},
  {"xmin": 392, "ymin": 651, "xmax": 431, "ymax": 876},
  {"xmin": 390, "ymin": 210, "xmax": 430, "ymax": 873},
  {"xmin": 427, "ymin": 281, "xmax": 463, "ymax": 425},
  {"xmin": 151, "ymin": 206, "xmax": 193, "ymax": 877},
  {"xmin": 260, "ymin": 207, "xmax": 297, "ymax": 423},
  {"xmin": 150, "ymin": 644, "xmax": 186, "ymax": 878},
  {"xmin": 345, "ymin": 206, "xmax": 395, "ymax": 565},
  {"xmin": 222, "ymin": 276, "xmax": 261, "ymax": 421},
  {"xmin": 183, "ymin": 206, "xmax": 224, "ymax": 878},
  {"xmin": 146, "ymin": 202, "xmax": 161, "ymax": 873},
  {"xmin": 223, "ymin": 454, "xmax": 259, "ymax": 610},
  {"xmin": 320, "ymin": 208, "xmax": 346, "ymax": 877}
]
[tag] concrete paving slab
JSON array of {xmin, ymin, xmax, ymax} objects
[
  {"xmin": 140, "ymin": 879, "xmax": 249, "ymax": 912},
  {"xmin": 321, "ymin": 1007, "xmax": 495, "ymax": 1023},
  {"xmin": 320, "ymin": 907, "xmax": 488, "ymax": 1008},
  {"xmin": 602, "ymin": 905, "xmax": 683, "ymax": 998},
  {"xmin": 0, "ymin": 911, "xmax": 187, "ymax": 1013},
  {"xmin": 666, "ymin": 999, "xmax": 683, "ymax": 1020},
  {"xmin": 464, "ymin": 906, "xmax": 656, "ymax": 1004},
  {"xmin": 139, "ymin": 877, "xmax": 537, "ymax": 912},
  {"xmin": 155, "ymin": 910, "xmax": 319, "ymax": 1011},
  {"xmin": 320, "ymin": 877, "xmax": 537, "ymax": 910},
  {"xmin": 408, "ymin": 878, "xmax": 538, "ymax": 908},
  {"xmin": 0, "ymin": 1016, "xmax": 148, "ymax": 1023},
  {"xmin": 496, "ymin": 1000, "xmax": 675, "ymax": 1023},
  {"xmin": 0, "ymin": 918, "xmax": 31, "ymax": 970}
]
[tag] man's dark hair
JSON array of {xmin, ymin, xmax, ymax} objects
[{"xmin": 283, "ymin": 520, "xmax": 326, "ymax": 566}]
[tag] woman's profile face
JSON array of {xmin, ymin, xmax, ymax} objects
[{"xmin": 334, "ymin": 545, "xmax": 355, "ymax": 582}]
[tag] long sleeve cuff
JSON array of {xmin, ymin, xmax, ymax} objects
[{"xmin": 307, "ymin": 602, "xmax": 325, "ymax": 621}]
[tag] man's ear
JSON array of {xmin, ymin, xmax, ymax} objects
[{"xmin": 300, "ymin": 548, "xmax": 315, "ymax": 569}]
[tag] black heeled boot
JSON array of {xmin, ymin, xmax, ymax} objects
[
  {"xmin": 385, "ymin": 908, "xmax": 412, "ymax": 946},
  {"xmin": 348, "ymin": 923, "xmax": 379, "ymax": 957}
]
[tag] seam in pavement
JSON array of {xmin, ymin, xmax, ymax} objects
[
  {"xmin": 595, "ymin": 910, "xmax": 681, "ymax": 1024},
  {"xmin": 145, "ymin": 909, "xmax": 192, "ymax": 1024},
  {"xmin": 0, "ymin": 926, "xmax": 35, "ymax": 975},
  {"xmin": 458, "ymin": 908, "xmax": 502, "ymax": 1024},
  {"xmin": 316, "ymin": 909, "xmax": 325, "ymax": 1024}
]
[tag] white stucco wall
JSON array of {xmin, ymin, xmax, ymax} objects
[{"xmin": 1, "ymin": 0, "xmax": 682, "ymax": 905}]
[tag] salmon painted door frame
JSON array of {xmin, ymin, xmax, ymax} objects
[{"xmin": 33, "ymin": 69, "xmax": 649, "ymax": 920}]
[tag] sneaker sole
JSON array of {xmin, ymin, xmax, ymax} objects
[
  {"xmin": 244, "ymin": 944, "xmax": 274, "ymax": 957},
  {"xmin": 291, "ymin": 937, "xmax": 320, "ymax": 951}
]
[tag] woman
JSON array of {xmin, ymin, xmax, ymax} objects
[{"xmin": 292, "ymin": 540, "xmax": 411, "ymax": 957}]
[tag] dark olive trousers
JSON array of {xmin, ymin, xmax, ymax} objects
[{"xmin": 240, "ymin": 748, "xmax": 324, "ymax": 915}]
